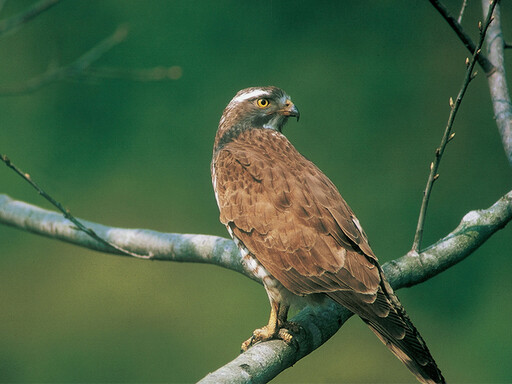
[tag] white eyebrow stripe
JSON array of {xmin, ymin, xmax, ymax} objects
[{"xmin": 232, "ymin": 89, "xmax": 270, "ymax": 103}]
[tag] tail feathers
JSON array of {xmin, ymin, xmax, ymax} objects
[
  {"xmin": 375, "ymin": 275, "xmax": 445, "ymax": 384},
  {"xmin": 327, "ymin": 279, "xmax": 445, "ymax": 383},
  {"xmin": 363, "ymin": 317, "xmax": 445, "ymax": 384}
]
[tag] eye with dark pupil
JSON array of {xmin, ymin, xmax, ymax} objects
[{"xmin": 257, "ymin": 99, "xmax": 269, "ymax": 108}]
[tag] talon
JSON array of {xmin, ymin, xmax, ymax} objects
[
  {"xmin": 240, "ymin": 325, "xmax": 275, "ymax": 352},
  {"xmin": 278, "ymin": 327, "xmax": 294, "ymax": 344},
  {"xmin": 240, "ymin": 336, "xmax": 254, "ymax": 352},
  {"xmin": 240, "ymin": 301, "xmax": 301, "ymax": 352},
  {"xmin": 240, "ymin": 321, "xmax": 303, "ymax": 352}
]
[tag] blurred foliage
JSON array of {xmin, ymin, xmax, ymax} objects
[{"xmin": 0, "ymin": 0, "xmax": 511, "ymax": 382}]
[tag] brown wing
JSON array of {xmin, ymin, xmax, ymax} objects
[
  {"xmin": 213, "ymin": 129, "xmax": 444, "ymax": 383},
  {"xmin": 213, "ymin": 129, "xmax": 380, "ymax": 300}
]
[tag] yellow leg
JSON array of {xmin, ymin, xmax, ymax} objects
[
  {"xmin": 241, "ymin": 300, "xmax": 299, "ymax": 352},
  {"xmin": 266, "ymin": 299, "xmax": 280, "ymax": 335}
]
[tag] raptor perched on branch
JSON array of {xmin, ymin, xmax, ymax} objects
[{"xmin": 211, "ymin": 86, "xmax": 445, "ymax": 383}]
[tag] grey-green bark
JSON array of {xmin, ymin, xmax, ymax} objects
[
  {"xmin": 1, "ymin": 190, "xmax": 511, "ymax": 383},
  {"xmin": 482, "ymin": 1, "xmax": 512, "ymax": 166}
]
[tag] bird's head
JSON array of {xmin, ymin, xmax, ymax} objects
[{"xmin": 214, "ymin": 86, "xmax": 299, "ymax": 152}]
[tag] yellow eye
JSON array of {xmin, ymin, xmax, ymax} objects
[{"xmin": 256, "ymin": 98, "xmax": 270, "ymax": 108}]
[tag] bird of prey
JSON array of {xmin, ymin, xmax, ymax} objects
[{"xmin": 211, "ymin": 86, "xmax": 445, "ymax": 383}]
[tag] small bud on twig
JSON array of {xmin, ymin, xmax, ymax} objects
[
  {"xmin": 449, "ymin": 97, "xmax": 454, "ymax": 108},
  {"xmin": 465, "ymin": 57, "xmax": 470, "ymax": 67},
  {"xmin": 430, "ymin": 162, "xmax": 434, "ymax": 170},
  {"xmin": 448, "ymin": 132, "xmax": 456, "ymax": 142},
  {"xmin": 433, "ymin": 174, "xmax": 440, "ymax": 181},
  {"xmin": 478, "ymin": 21, "xmax": 482, "ymax": 31}
]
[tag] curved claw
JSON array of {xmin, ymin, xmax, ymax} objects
[{"xmin": 240, "ymin": 322, "xmax": 303, "ymax": 352}]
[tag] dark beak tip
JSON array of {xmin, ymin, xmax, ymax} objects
[{"xmin": 291, "ymin": 105, "xmax": 300, "ymax": 122}]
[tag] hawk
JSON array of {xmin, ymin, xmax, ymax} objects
[{"xmin": 211, "ymin": 86, "xmax": 445, "ymax": 383}]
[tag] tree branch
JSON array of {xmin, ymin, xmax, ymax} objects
[
  {"xmin": 0, "ymin": 24, "xmax": 181, "ymax": 95},
  {"xmin": 482, "ymin": 1, "xmax": 512, "ymax": 166},
  {"xmin": 0, "ymin": 194, "xmax": 257, "ymax": 282},
  {"xmin": 0, "ymin": 25, "xmax": 131, "ymax": 96},
  {"xmin": 0, "ymin": 0, "xmax": 61, "ymax": 38},
  {"xmin": 1, "ymin": 190, "xmax": 511, "ymax": 382},
  {"xmin": 411, "ymin": 0, "xmax": 498, "ymax": 253},
  {"xmin": 429, "ymin": 0, "xmax": 495, "ymax": 75},
  {"xmin": 457, "ymin": 0, "xmax": 468, "ymax": 24},
  {"xmin": 0, "ymin": 154, "xmax": 152, "ymax": 259},
  {"xmin": 80, "ymin": 65, "xmax": 183, "ymax": 81}
]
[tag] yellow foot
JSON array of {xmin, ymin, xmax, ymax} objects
[{"xmin": 240, "ymin": 322, "xmax": 302, "ymax": 352}]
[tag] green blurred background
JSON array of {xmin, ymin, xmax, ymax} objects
[{"xmin": 1, "ymin": 1, "xmax": 511, "ymax": 382}]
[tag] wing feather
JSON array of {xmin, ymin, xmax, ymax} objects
[
  {"xmin": 213, "ymin": 128, "xmax": 444, "ymax": 383},
  {"xmin": 214, "ymin": 129, "xmax": 380, "ymax": 296}
]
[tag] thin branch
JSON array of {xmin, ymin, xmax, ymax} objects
[
  {"xmin": 457, "ymin": 0, "xmax": 469, "ymax": 24},
  {"xmin": 80, "ymin": 66, "xmax": 183, "ymax": 81},
  {"xmin": 429, "ymin": 0, "xmax": 495, "ymax": 75},
  {"xmin": 411, "ymin": 0, "xmax": 498, "ymax": 253},
  {"xmin": 0, "ymin": 25, "xmax": 129, "ymax": 96},
  {"xmin": 1, "ymin": 190, "xmax": 511, "ymax": 383},
  {"xmin": 0, "ymin": 25, "xmax": 181, "ymax": 95},
  {"xmin": 482, "ymin": 1, "xmax": 512, "ymax": 166},
  {"xmin": 0, "ymin": 0, "xmax": 61, "ymax": 38},
  {"xmin": 0, "ymin": 155, "xmax": 152, "ymax": 259}
]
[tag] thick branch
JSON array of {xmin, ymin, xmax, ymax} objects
[
  {"xmin": 1, "ymin": 190, "xmax": 511, "ymax": 382},
  {"xmin": 482, "ymin": 1, "xmax": 512, "ymax": 166},
  {"xmin": 0, "ymin": 194, "xmax": 257, "ymax": 282}
]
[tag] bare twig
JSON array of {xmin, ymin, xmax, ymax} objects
[
  {"xmin": 482, "ymin": 1, "xmax": 512, "ymax": 166},
  {"xmin": 0, "ymin": 24, "xmax": 180, "ymax": 95},
  {"xmin": 0, "ymin": 25, "xmax": 129, "ymax": 96},
  {"xmin": 1, "ymin": 190, "xmax": 511, "ymax": 383},
  {"xmin": 411, "ymin": 0, "xmax": 498, "ymax": 253},
  {"xmin": 429, "ymin": 0, "xmax": 495, "ymax": 75},
  {"xmin": 81, "ymin": 66, "xmax": 183, "ymax": 81},
  {"xmin": 457, "ymin": 0, "xmax": 468, "ymax": 24},
  {"xmin": 0, "ymin": 155, "xmax": 152, "ymax": 259},
  {"xmin": 0, "ymin": 0, "xmax": 61, "ymax": 37}
]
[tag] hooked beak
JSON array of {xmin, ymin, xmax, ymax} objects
[{"xmin": 278, "ymin": 100, "xmax": 300, "ymax": 122}]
